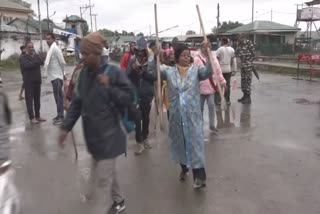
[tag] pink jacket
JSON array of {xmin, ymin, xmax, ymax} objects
[{"xmin": 194, "ymin": 52, "xmax": 226, "ymax": 95}]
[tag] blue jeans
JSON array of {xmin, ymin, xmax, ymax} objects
[
  {"xmin": 51, "ymin": 78, "xmax": 64, "ymax": 118},
  {"xmin": 200, "ymin": 94, "xmax": 215, "ymax": 129}
]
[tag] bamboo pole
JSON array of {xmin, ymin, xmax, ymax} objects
[
  {"xmin": 154, "ymin": 4, "xmax": 164, "ymax": 131},
  {"xmin": 196, "ymin": 5, "xmax": 226, "ymax": 109}
]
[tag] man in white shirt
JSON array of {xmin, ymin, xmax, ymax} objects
[
  {"xmin": 216, "ymin": 37, "xmax": 237, "ymax": 105},
  {"xmin": 102, "ymin": 40, "xmax": 110, "ymax": 64},
  {"xmin": 45, "ymin": 33, "xmax": 66, "ymax": 125}
]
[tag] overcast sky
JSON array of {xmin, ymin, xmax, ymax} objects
[{"xmin": 25, "ymin": 0, "xmax": 308, "ymax": 36}]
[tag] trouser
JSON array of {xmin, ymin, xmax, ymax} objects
[
  {"xmin": 180, "ymin": 164, "xmax": 207, "ymax": 181},
  {"xmin": 51, "ymin": 78, "xmax": 64, "ymax": 118},
  {"xmin": 200, "ymin": 94, "xmax": 215, "ymax": 129},
  {"xmin": 223, "ymin": 72, "xmax": 232, "ymax": 102},
  {"xmin": 241, "ymin": 66, "xmax": 253, "ymax": 95},
  {"xmin": 24, "ymin": 82, "xmax": 41, "ymax": 120},
  {"xmin": 86, "ymin": 158, "xmax": 123, "ymax": 214},
  {"xmin": 135, "ymin": 100, "xmax": 152, "ymax": 143}
]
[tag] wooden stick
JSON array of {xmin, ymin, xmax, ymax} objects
[
  {"xmin": 196, "ymin": 5, "xmax": 226, "ymax": 110},
  {"xmin": 154, "ymin": 3, "xmax": 164, "ymax": 131}
]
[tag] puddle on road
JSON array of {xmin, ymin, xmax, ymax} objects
[{"xmin": 294, "ymin": 98, "xmax": 320, "ymax": 105}]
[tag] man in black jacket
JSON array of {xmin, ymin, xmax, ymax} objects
[
  {"xmin": 127, "ymin": 37, "xmax": 157, "ymax": 155},
  {"xmin": 59, "ymin": 32, "xmax": 133, "ymax": 214},
  {"xmin": 20, "ymin": 41, "xmax": 46, "ymax": 124}
]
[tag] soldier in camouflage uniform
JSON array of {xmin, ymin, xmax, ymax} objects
[{"xmin": 235, "ymin": 34, "xmax": 255, "ymax": 104}]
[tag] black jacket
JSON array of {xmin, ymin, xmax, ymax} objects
[
  {"xmin": 61, "ymin": 64, "xmax": 133, "ymax": 160},
  {"xmin": 20, "ymin": 53, "xmax": 44, "ymax": 83},
  {"xmin": 127, "ymin": 56, "xmax": 157, "ymax": 104}
]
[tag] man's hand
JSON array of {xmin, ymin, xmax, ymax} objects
[
  {"xmin": 221, "ymin": 82, "xmax": 227, "ymax": 91},
  {"xmin": 97, "ymin": 74, "xmax": 110, "ymax": 87},
  {"xmin": 58, "ymin": 129, "xmax": 68, "ymax": 148}
]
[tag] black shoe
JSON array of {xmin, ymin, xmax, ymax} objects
[
  {"xmin": 240, "ymin": 95, "xmax": 251, "ymax": 104},
  {"xmin": 108, "ymin": 200, "xmax": 126, "ymax": 214},
  {"xmin": 53, "ymin": 117, "xmax": 63, "ymax": 125},
  {"xmin": 237, "ymin": 95, "xmax": 245, "ymax": 102},
  {"xmin": 179, "ymin": 171, "xmax": 189, "ymax": 181},
  {"xmin": 193, "ymin": 179, "xmax": 206, "ymax": 189},
  {"xmin": 52, "ymin": 116, "xmax": 59, "ymax": 121}
]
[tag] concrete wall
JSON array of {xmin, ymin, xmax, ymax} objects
[
  {"xmin": 0, "ymin": 9, "xmax": 32, "ymax": 24},
  {"xmin": 285, "ymin": 33, "xmax": 296, "ymax": 44},
  {"xmin": 7, "ymin": 19, "xmax": 38, "ymax": 34},
  {"xmin": 0, "ymin": 32, "xmax": 48, "ymax": 60}
]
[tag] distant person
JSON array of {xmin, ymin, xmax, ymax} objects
[
  {"xmin": 45, "ymin": 33, "xmax": 66, "ymax": 125},
  {"xmin": 20, "ymin": 41, "xmax": 46, "ymax": 124},
  {"xmin": 216, "ymin": 37, "xmax": 237, "ymax": 105},
  {"xmin": 18, "ymin": 45, "xmax": 26, "ymax": 100},
  {"xmin": 194, "ymin": 41, "xmax": 226, "ymax": 132},
  {"xmin": 59, "ymin": 32, "xmax": 132, "ymax": 214},
  {"xmin": 120, "ymin": 42, "xmax": 135, "ymax": 71},
  {"xmin": 102, "ymin": 40, "xmax": 110, "ymax": 64},
  {"xmin": 127, "ymin": 37, "xmax": 156, "ymax": 155},
  {"xmin": 236, "ymin": 34, "xmax": 255, "ymax": 104}
]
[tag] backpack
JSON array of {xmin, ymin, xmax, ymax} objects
[{"xmin": 98, "ymin": 64, "xmax": 137, "ymax": 133}]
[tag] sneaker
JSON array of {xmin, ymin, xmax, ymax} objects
[
  {"xmin": 53, "ymin": 118, "xmax": 63, "ymax": 125},
  {"xmin": 30, "ymin": 119, "xmax": 40, "ymax": 124},
  {"xmin": 108, "ymin": 200, "xmax": 126, "ymax": 214},
  {"xmin": 144, "ymin": 139, "xmax": 152, "ymax": 149},
  {"xmin": 134, "ymin": 144, "xmax": 145, "ymax": 155},
  {"xmin": 179, "ymin": 171, "xmax": 188, "ymax": 181},
  {"xmin": 52, "ymin": 116, "xmax": 59, "ymax": 121},
  {"xmin": 36, "ymin": 117, "xmax": 47, "ymax": 122},
  {"xmin": 193, "ymin": 179, "xmax": 206, "ymax": 189},
  {"xmin": 210, "ymin": 127, "xmax": 219, "ymax": 132}
]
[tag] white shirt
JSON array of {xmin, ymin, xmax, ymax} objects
[
  {"xmin": 216, "ymin": 46, "xmax": 237, "ymax": 73},
  {"xmin": 46, "ymin": 45, "xmax": 66, "ymax": 81}
]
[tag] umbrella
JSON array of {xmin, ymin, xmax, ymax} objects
[{"xmin": 252, "ymin": 66, "xmax": 260, "ymax": 80}]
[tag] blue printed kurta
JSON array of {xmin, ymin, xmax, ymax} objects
[{"xmin": 160, "ymin": 63, "xmax": 213, "ymax": 169}]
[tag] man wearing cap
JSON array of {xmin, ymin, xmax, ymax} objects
[
  {"xmin": 127, "ymin": 37, "xmax": 157, "ymax": 155},
  {"xmin": 236, "ymin": 34, "xmax": 255, "ymax": 104},
  {"xmin": 59, "ymin": 32, "xmax": 133, "ymax": 214}
]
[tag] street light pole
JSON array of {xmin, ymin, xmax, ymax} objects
[
  {"xmin": 37, "ymin": 0, "xmax": 43, "ymax": 52},
  {"xmin": 46, "ymin": 0, "xmax": 49, "ymax": 31},
  {"xmin": 252, "ymin": 0, "xmax": 254, "ymax": 23}
]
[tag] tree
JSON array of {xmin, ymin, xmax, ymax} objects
[
  {"xmin": 99, "ymin": 29, "xmax": 115, "ymax": 37},
  {"xmin": 216, "ymin": 21, "xmax": 243, "ymax": 33},
  {"xmin": 186, "ymin": 30, "xmax": 196, "ymax": 35},
  {"xmin": 128, "ymin": 32, "xmax": 135, "ymax": 36},
  {"xmin": 82, "ymin": 22, "xmax": 89, "ymax": 36},
  {"xmin": 137, "ymin": 32, "xmax": 144, "ymax": 36},
  {"xmin": 122, "ymin": 30, "xmax": 128, "ymax": 35}
]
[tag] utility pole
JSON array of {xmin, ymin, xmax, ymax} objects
[
  {"xmin": 46, "ymin": 0, "xmax": 49, "ymax": 31},
  {"xmin": 0, "ymin": 13, "xmax": 2, "ymax": 61},
  {"xmin": 92, "ymin": 14, "xmax": 97, "ymax": 31},
  {"xmin": 89, "ymin": 0, "xmax": 93, "ymax": 32},
  {"xmin": 252, "ymin": 0, "xmax": 255, "ymax": 23},
  {"xmin": 271, "ymin": 9, "xmax": 273, "ymax": 22},
  {"xmin": 216, "ymin": 3, "xmax": 220, "ymax": 35},
  {"xmin": 37, "ymin": 0, "xmax": 43, "ymax": 52}
]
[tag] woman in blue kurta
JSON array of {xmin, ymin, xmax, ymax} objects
[{"xmin": 157, "ymin": 43, "xmax": 226, "ymax": 189}]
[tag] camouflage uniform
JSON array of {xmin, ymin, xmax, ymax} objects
[{"xmin": 236, "ymin": 40, "xmax": 255, "ymax": 95}]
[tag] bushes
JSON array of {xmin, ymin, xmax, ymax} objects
[{"xmin": 0, "ymin": 54, "xmax": 20, "ymax": 70}]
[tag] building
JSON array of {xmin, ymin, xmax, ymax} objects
[
  {"xmin": 222, "ymin": 21, "xmax": 301, "ymax": 55},
  {"xmin": 63, "ymin": 15, "xmax": 86, "ymax": 37},
  {"xmin": 0, "ymin": 0, "xmax": 33, "ymax": 24}
]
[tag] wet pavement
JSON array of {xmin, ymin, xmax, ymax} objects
[{"xmin": 1, "ymin": 67, "xmax": 320, "ymax": 214}]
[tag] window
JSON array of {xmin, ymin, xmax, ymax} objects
[{"xmin": 72, "ymin": 24, "xmax": 76, "ymax": 29}]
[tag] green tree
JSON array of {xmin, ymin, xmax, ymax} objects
[
  {"xmin": 82, "ymin": 22, "xmax": 89, "ymax": 36},
  {"xmin": 99, "ymin": 29, "xmax": 115, "ymax": 37},
  {"xmin": 128, "ymin": 32, "xmax": 135, "ymax": 36},
  {"xmin": 215, "ymin": 21, "xmax": 243, "ymax": 33},
  {"xmin": 137, "ymin": 32, "xmax": 144, "ymax": 36},
  {"xmin": 186, "ymin": 30, "xmax": 196, "ymax": 35}
]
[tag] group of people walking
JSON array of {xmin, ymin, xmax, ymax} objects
[{"xmin": 0, "ymin": 31, "xmax": 255, "ymax": 214}]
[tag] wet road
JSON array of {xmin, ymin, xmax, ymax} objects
[{"xmin": 1, "ymin": 67, "xmax": 320, "ymax": 214}]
